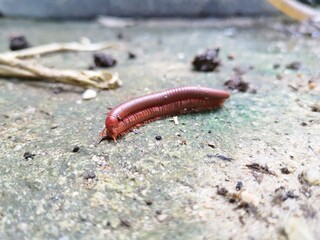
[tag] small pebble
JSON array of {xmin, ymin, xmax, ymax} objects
[
  {"xmin": 93, "ymin": 52, "xmax": 117, "ymax": 68},
  {"xmin": 172, "ymin": 116, "xmax": 179, "ymax": 125},
  {"xmin": 9, "ymin": 34, "xmax": 30, "ymax": 51},
  {"xmin": 192, "ymin": 48, "xmax": 221, "ymax": 72},
  {"xmin": 224, "ymin": 74, "xmax": 249, "ymax": 92},
  {"xmin": 156, "ymin": 214, "xmax": 167, "ymax": 222},
  {"xmin": 72, "ymin": 146, "xmax": 80, "ymax": 153},
  {"xmin": 155, "ymin": 135, "xmax": 162, "ymax": 140},
  {"xmin": 82, "ymin": 89, "xmax": 97, "ymax": 100}
]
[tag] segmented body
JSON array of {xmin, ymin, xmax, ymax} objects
[{"xmin": 100, "ymin": 86, "xmax": 230, "ymax": 142}]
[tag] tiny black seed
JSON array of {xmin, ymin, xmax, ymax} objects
[
  {"xmin": 155, "ymin": 135, "xmax": 162, "ymax": 140},
  {"xmin": 72, "ymin": 146, "xmax": 80, "ymax": 152}
]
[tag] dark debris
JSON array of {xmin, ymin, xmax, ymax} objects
[
  {"xmin": 246, "ymin": 163, "xmax": 277, "ymax": 176},
  {"xmin": 83, "ymin": 171, "xmax": 96, "ymax": 180},
  {"xmin": 311, "ymin": 103, "xmax": 320, "ymax": 112},
  {"xmin": 155, "ymin": 135, "xmax": 162, "ymax": 140},
  {"xmin": 272, "ymin": 186, "xmax": 299, "ymax": 205},
  {"xmin": 286, "ymin": 61, "xmax": 302, "ymax": 70},
  {"xmin": 23, "ymin": 152, "xmax": 35, "ymax": 160},
  {"xmin": 236, "ymin": 181, "xmax": 243, "ymax": 191},
  {"xmin": 9, "ymin": 34, "xmax": 30, "ymax": 51},
  {"xmin": 72, "ymin": 146, "xmax": 80, "ymax": 153},
  {"xmin": 93, "ymin": 52, "xmax": 117, "ymax": 68},
  {"xmin": 216, "ymin": 186, "xmax": 228, "ymax": 196},
  {"xmin": 128, "ymin": 51, "xmax": 136, "ymax": 59},
  {"xmin": 207, "ymin": 154, "xmax": 233, "ymax": 161},
  {"xmin": 280, "ymin": 167, "xmax": 291, "ymax": 175},
  {"xmin": 192, "ymin": 48, "xmax": 221, "ymax": 72},
  {"xmin": 224, "ymin": 74, "xmax": 250, "ymax": 92},
  {"xmin": 120, "ymin": 218, "xmax": 131, "ymax": 228}
]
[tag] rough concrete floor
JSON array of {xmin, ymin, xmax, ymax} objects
[{"xmin": 0, "ymin": 18, "xmax": 319, "ymax": 240}]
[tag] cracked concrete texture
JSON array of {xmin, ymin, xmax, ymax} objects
[{"xmin": 0, "ymin": 18, "xmax": 319, "ymax": 239}]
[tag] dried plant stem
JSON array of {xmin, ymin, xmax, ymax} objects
[
  {"xmin": 2, "ymin": 41, "xmax": 120, "ymax": 59},
  {"xmin": 0, "ymin": 41, "xmax": 123, "ymax": 89}
]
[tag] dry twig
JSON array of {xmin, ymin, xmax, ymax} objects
[{"xmin": 0, "ymin": 41, "xmax": 122, "ymax": 89}]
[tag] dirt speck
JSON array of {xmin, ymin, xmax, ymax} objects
[
  {"xmin": 23, "ymin": 152, "xmax": 35, "ymax": 160},
  {"xmin": 286, "ymin": 61, "xmax": 302, "ymax": 70},
  {"xmin": 246, "ymin": 163, "xmax": 277, "ymax": 176},
  {"xmin": 192, "ymin": 48, "xmax": 221, "ymax": 72},
  {"xmin": 83, "ymin": 171, "xmax": 96, "ymax": 180},
  {"xmin": 311, "ymin": 103, "xmax": 320, "ymax": 112},
  {"xmin": 224, "ymin": 74, "xmax": 250, "ymax": 92},
  {"xmin": 216, "ymin": 186, "xmax": 228, "ymax": 196},
  {"xmin": 93, "ymin": 52, "xmax": 117, "ymax": 68},
  {"xmin": 72, "ymin": 146, "xmax": 80, "ymax": 153},
  {"xmin": 9, "ymin": 34, "xmax": 30, "ymax": 51},
  {"xmin": 280, "ymin": 167, "xmax": 291, "ymax": 175}
]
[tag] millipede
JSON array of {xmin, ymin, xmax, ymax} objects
[{"xmin": 99, "ymin": 86, "xmax": 230, "ymax": 142}]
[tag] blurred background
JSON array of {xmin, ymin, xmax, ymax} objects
[{"xmin": 0, "ymin": 0, "xmax": 277, "ymax": 19}]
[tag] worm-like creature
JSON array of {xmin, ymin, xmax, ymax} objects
[{"xmin": 99, "ymin": 86, "xmax": 230, "ymax": 142}]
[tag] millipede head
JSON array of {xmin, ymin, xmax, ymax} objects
[{"xmin": 98, "ymin": 125, "xmax": 118, "ymax": 143}]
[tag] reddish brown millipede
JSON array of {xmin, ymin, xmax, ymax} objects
[{"xmin": 99, "ymin": 86, "xmax": 230, "ymax": 142}]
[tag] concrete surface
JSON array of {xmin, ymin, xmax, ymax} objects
[
  {"xmin": 0, "ymin": 0, "xmax": 276, "ymax": 19},
  {"xmin": 0, "ymin": 17, "xmax": 320, "ymax": 239}
]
